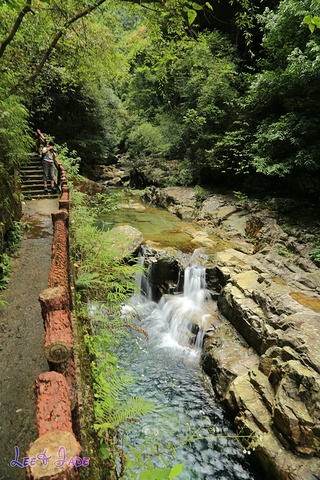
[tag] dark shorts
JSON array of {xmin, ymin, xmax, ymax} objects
[{"xmin": 43, "ymin": 161, "xmax": 54, "ymax": 181}]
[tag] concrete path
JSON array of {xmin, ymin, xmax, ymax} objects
[{"xmin": 0, "ymin": 198, "xmax": 58, "ymax": 480}]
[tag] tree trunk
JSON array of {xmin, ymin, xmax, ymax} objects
[
  {"xmin": 48, "ymin": 210, "xmax": 70, "ymax": 296},
  {"xmin": 43, "ymin": 310, "xmax": 73, "ymax": 363},
  {"xmin": 26, "ymin": 372, "xmax": 82, "ymax": 478},
  {"xmin": 26, "ymin": 430, "xmax": 81, "ymax": 480},
  {"xmin": 39, "ymin": 286, "xmax": 70, "ymax": 315}
]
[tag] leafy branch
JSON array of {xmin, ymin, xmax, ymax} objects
[
  {"xmin": 14, "ymin": 0, "xmax": 109, "ymax": 89},
  {"xmin": 303, "ymin": 0, "xmax": 320, "ymax": 32},
  {"xmin": 0, "ymin": 0, "xmax": 33, "ymax": 60}
]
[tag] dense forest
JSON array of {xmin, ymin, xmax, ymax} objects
[{"xmin": 1, "ymin": 0, "xmax": 320, "ymax": 253}]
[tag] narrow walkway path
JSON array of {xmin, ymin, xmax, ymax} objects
[{"xmin": 0, "ymin": 198, "xmax": 58, "ymax": 480}]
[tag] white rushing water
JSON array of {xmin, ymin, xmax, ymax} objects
[
  {"xmin": 156, "ymin": 264, "xmax": 209, "ymax": 352},
  {"xmin": 114, "ymin": 254, "xmax": 261, "ymax": 479}
]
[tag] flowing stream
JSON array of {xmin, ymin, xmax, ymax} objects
[{"xmin": 114, "ymin": 255, "xmax": 262, "ymax": 479}]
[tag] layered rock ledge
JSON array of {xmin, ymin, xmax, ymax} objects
[{"xmin": 146, "ymin": 186, "xmax": 320, "ymax": 480}]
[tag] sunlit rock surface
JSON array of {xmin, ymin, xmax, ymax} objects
[{"xmin": 145, "ymin": 187, "xmax": 320, "ymax": 480}]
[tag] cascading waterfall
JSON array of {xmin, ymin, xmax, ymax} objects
[
  {"xmin": 116, "ymin": 252, "xmax": 261, "ymax": 479},
  {"xmin": 158, "ymin": 263, "xmax": 209, "ymax": 351},
  {"xmin": 135, "ymin": 250, "xmax": 152, "ymax": 300}
]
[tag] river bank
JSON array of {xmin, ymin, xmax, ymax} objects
[
  {"xmin": 132, "ymin": 185, "xmax": 320, "ymax": 480},
  {"xmin": 95, "ymin": 162, "xmax": 320, "ymax": 480}
]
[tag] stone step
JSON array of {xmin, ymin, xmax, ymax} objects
[
  {"xmin": 27, "ymin": 156, "xmax": 42, "ymax": 163},
  {"xmin": 21, "ymin": 176, "xmax": 43, "ymax": 183},
  {"xmin": 20, "ymin": 155, "xmax": 59, "ymax": 199},
  {"xmin": 23, "ymin": 188, "xmax": 59, "ymax": 199},
  {"xmin": 22, "ymin": 184, "xmax": 46, "ymax": 191},
  {"xmin": 20, "ymin": 166, "xmax": 43, "ymax": 172},
  {"xmin": 21, "ymin": 183, "xmax": 58, "ymax": 190},
  {"xmin": 24, "ymin": 165, "xmax": 42, "ymax": 171},
  {"xmin": 23, "ymin": 192, "xmax": 59, "ymax": 200}
]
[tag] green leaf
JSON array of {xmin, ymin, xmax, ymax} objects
[
  {"xmin": 187, "ymin": 9, "xmax": 197, "ymax": 25},
  {"xmin": 192, "ymin": 2, "xmax": 202, "ymax": 10},
  {"xmin": 100, "ymin": 447, "xmax": 110, "ymax": 458},
  {"xmin": 169, "ymin": 463, "xmax": 184, "ymax": 478},
  {"xmin": 309, "ymin": 22, "xmax": 315, "ymax": 33},
  {"xmin": 0, "ymin": 0, "xmax": 15, "ymax": 8},
  {"xmin": 303, "ymin": 15, "xmax": 312, "ymax": 24},
  {"xmin": 312, "ymin": 16, "xmax": 320, "ymax": 28},
  {"xmin": 139, "ymin": 467, "xmax": 172, "ymax": 479},
  {"xmin": 205, "ymin": 2, "xmax": 213, "ymax": 10}
]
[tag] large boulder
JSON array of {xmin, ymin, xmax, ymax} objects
[
  {"xmin": 147, "ymin": 186, "xmax": 197, "ymax": 221},
  {"xmin": 72, "ymin": 175, "xmax": 106, "ymax": 195},
  {"xmin": 107, "ymin": 225, "xmax": 143, "ymax": 258}
]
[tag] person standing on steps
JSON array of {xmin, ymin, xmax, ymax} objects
[{"xmin": 42, "ymin": 140, "xmax": 57, "ymax": 193}]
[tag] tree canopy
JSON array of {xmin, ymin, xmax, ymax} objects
[{"xmin": 1, "ymin": 0, "xmax": 320, "ymax": 194}]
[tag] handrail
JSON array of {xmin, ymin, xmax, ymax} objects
[{"xmin": 26, "ymin": 142, "xmax": 82, "ymax": 480}]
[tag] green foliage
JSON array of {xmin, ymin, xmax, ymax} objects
[
  {"xmin": 70, "ymin": 191, "xmax": 138, "ymax": 302},
  {"xmin": 0, "ymin": 0, "xmax": 128, "ymax": 166},
  {"xmin": 309, "ymin": 244, "xmax": 320, "ymax": 264},
  {"xmin": 122, "ymin": 29, "xmax": 242, "ymax": 183},
  {"xmin": 233, "ymin": 190, "xmax": 249, "ymax": 206},
  {"xmin": 0, "ymin": 221, "xmax": 22, "ymax": 289},
  {"xmin": 277, "ymin": 247, "xmax": 291, "ymax": 257},
  {"xmin": 69, "ymin": 184, "xmax": 154, "ymax": 438},
  {"xmin": 194, "ymin": 184, "xmax": 211, "ymax": 206},
  {"xmin": 246, "ymin": 0, "xmax": 320, "ymax": 191},
  {"xmin": 54, "ymin": 143, "xmax": 81, "ymax": 182},
  {"xmin": 6, "ymin": 220, "xmax": 22, "ymax": 253},
  {"xmin": 2, "ymin": 0, "xmax": 320, "ymax": 199},
  {"xmin": 0, "ymin": 294, "xmax": 9, "ymax": 307},
  {"xmin": 138, "ymin": 464, "xmax": 183, "ymax": 479},
  {"xmin": 303, "ymin": 0, "xmax": 320, "ymax": 31},
  {"xmin": 0, "ymin": 91, "xmax": 31, "ymax": 168},
  {"xmin": 126, "ymin": 121, "xmax": 166, "ymax": 158},
  {"xmin": 0, "ymin": 252, "xmax": 11, "ymax": 289},
  {"xmin": 281, "ymin": 225, "xmax": 295, "ymax": 236}
]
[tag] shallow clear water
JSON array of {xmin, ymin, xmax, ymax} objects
[
  {"xmin": 98, "ymin": 192, "xmax": 199, "ymax": 252},
  {"xmin": 97, "ymin": 193, "xmax": 263, "ymax": 479},
  {"xmin": 112, "ymin": 265, "xmax": 262, "ymax": 480}
]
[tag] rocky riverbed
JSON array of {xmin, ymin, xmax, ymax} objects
[
  {"xmin": 79, "ymin": 158, "xmax": 320, "ymax": 479},
  {"xmin": 134, "ymin": 185, "xmax": 320, "ymax": 480}
]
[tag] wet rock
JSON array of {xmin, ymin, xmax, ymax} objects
[
  {"xmin": 73, "ymin": 175, "xmax": 106, "ymax": 195},
  {"xmin": 272, "ymin": 360, "xmax": 320, "ymax": 455},
  {"xmin": 107, "ymin": 176, "xmax": 123, "ymax": 187},
  {"xmin": 147, "ymin": 186, "xmax": 197, "ymax": 221},
  {"xmin": 89, "ymin": 164, "xmax": 130, "ymax": 187},
  {"xmin": 202, "ymin": 240, "xmax": 320, "ymax": 478},
  {"xmin": 119, "ymin": 202, "xmax": 146, "ymax": 211},
  {"xmin": 107, "ymin": 224, "xmax": 143, "ymax": 258},
  {"xmin": 199, "ymin": 199, "xmax": 238, "ymax": 225},
  {"xmin": 129, "ymin": 157, "xmax": 181, "ymax": 188},
  {"xmin": 246, "ymin": 213, "xmax": 288, "ymax": 253},
  {"xmin": 143, "ymin": 244, "xmax": 187, "ymax": 297}
]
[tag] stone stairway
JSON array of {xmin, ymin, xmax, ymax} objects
[{"xmin": 20, "ymin": 153, "xmax": 59, "ymax": 199}]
